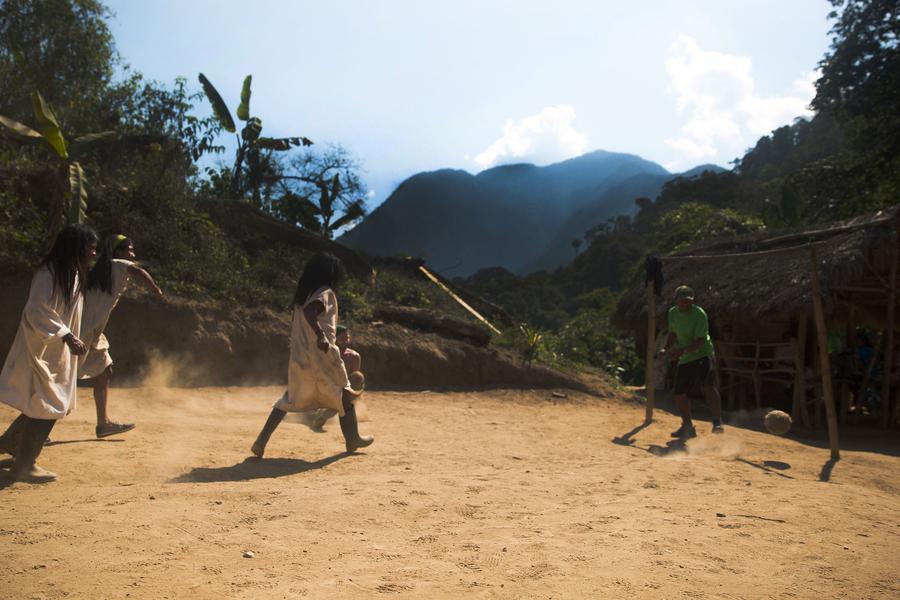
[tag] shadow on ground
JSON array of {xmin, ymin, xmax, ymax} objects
[
  {"xmin": 629, "ymin": 389, "xmax": 900, "ymax": 458},
  {"xmin": 45, "ymin": 438, "xmax": 125, "ymax": 447},
  {"xmin": 170, "ymin": 452, "xmax": 353, "ymax": 483}
]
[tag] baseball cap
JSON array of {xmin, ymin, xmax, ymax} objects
[{"xmin": 674, "ymin": 285, "xmax": 694, "ymax": 301}]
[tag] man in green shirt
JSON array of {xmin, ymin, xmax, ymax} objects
[{"xmin": 662, "ymin": 285, "xmax": 724, "ymax": 438}]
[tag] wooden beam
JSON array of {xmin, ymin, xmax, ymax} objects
[
  {"xmin": 861, "ymin": 257, "xmax": 890, "ymax": 289},
  {"xmin": 644, "ymin": 286, "xmax": 656, "ymax": 423},
  {"xmin": 793, "ymin": 314, "xmax": 810, "ymax": 427},
  {"xmin": 833, "ymin": 286, "xmax": 890, "ymax": 294},
  {"xmin": 855, "ymin": 334, "xmax": 883, "ymax": 425},
  {"xmin": 418, "ymin": 266, "xmax": 501, "ymax": 335},
  {"xmin": 842, "ymin": 304, "xmax": 857, "ymax": 425},
  {"xmin": 881, "ymin": 238, "xmax": 898, "ymax": 428},
  {"xmin": 810, "ymin": 247, "xmax": 840, "ymax": 460}
]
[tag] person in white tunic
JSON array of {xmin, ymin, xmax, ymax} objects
[
  {"xmin": 80, "ymin": 234, "xmax": 163, "ymax": 438},
  {"xmin": 251, "ymin": 253, "xmax": 373, "ymax": 457},
  {"xmin": 0, "ymin": 224, "xmax": 98, "ymax": 483}
]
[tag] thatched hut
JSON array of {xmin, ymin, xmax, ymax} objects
[{"xmin": 613, "ymin": 207, "xmax": 899, "ymax": 436}]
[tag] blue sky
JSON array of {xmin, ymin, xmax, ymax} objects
[{"xmin": 105, "ymin": 0, "xmax": 833, "ymax": 209}]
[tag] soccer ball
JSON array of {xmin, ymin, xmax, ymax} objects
[
  {"xmin": 349, "ymin": 371, "xmax": 366, "ymax": 392},
  {"xmin": 764, "ymin": 410, "xmax": 792, "ymax": 435}
]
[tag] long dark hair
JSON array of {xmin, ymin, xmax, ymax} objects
[
  {"xmin": 293, "ymin": 253, "xmax": 345, "ymax": 306},
  {"xmin": 40, "ymin": 224, "xmax": 98, "ymax": 306},
  {"xmin": 88, "ymin": 234, "xmax": 131, "ymax": 294}
]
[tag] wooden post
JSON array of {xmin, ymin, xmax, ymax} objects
[
  {"xmin": 856, "ymin": 334, "xmax": 882, "ymax": 425},
  {"xmin": 792, "ymin": 314, "xmax": 810, "ymax": 427},
  {"xmin": 810, "ymin": 247, "xmax": 840, "ymax": 460},
  {"xmin": 644, "ymin": 286, "xmax": 657, "ymax": 423},
  {"xmin": 881, "ymin": 240, "xmax": 898, "ymax": 428},
  {"xmin": 841, "ymin": 304, "xmax": 857, "ymax": 424}
]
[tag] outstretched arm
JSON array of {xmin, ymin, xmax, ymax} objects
[{"xmin": 126, "ymin": 264, "xmax": 164, "ymax": 298}]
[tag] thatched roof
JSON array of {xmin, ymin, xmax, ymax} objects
[{"xmin": 613, "ymin": 207, "xmax": 900, "ymax": 330}]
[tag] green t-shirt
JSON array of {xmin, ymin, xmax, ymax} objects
[{"xmin": 668, "ymin": 305, "xmax": 714, "ymax": 365}]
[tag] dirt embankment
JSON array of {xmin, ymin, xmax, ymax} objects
[{"xmin": 0, "ymin": 278, "xmax": 607, "ymax": 393}]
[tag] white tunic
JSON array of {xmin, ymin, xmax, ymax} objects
[
  {"xmin": 79, "ymin": 259, "xmax": 132, "ymax": 378},
  {"xmin": 274, "ymin": 286, "xmax": 351, "ymax": 415},
  {"xmin": 0, "ymin": 267, "xmax": 83, "ymax": 419}
]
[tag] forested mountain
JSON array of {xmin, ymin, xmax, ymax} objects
[
  {"xmin": 340, "ymin": 151, "xmax": 729, "ymax": 275},
  {"xmin": 456, "ymin": 0, "xmax": 900, "ymax": 381}
]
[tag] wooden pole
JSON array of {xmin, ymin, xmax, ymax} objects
[
  {"xmin": 881, "ymin": 240, "xmax": 898, "ymax": 428},
  {"xmin": 809, "ymin": 247, "xmax": 840, "ymax": 459},
  {"xmin": 840, "ymin": 304, "xmax": 857, "ymax": 424},
  {"xmin": 418, "ymin": 265, "xmax": 501, "ymax": 335},
  {"xmin": 644, "ymin": 286, "xmax": 656, "ymax": 423},
  {"xmin": 854, "ymin": 334, "xmax": 882, "ymax": 425},
  {"xmin": 792, "ymin": 313, "xmax": 810, "ymax": 427}
]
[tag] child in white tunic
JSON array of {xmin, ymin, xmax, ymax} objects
[
  {"xmin": 304, "ymin": 324, "xmax": 366, "ymax": 430},
  {"xmin": 80, "ymin": 235, "xmax": 163, "ymax": 438},
  {"xmin": 251, "ymin": 253, "xmax": 373, "ymax": 457},
  {"xmin": 0, "ymin": 224, "xmax": 98, "ymax": 483}
]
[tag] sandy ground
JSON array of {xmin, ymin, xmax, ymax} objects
[{"xmin": 1, "ymin": 385, "xmax": 899, "ymax": 599}]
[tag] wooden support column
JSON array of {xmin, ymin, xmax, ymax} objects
[
  {"xmin": 810, "ymin": 247, "xmax": 840, "ymax": 460},
  {"xmin": 841, "ymin": 304, "xmax": 857, "ymax": 424},
  {"xmin": 792, "ymin": 314, "xmax": 810, "ymax": 427},
  {"xmin": 881, "ymin": 240, "xmax": 898, "ymax": 428},
  {"xmin": 644, "ymin": 286, "xmax": 657, "ymax": 424},
  {"xmin": 856, "ymin": 334, "xmax": 882, "ymax": 425}
]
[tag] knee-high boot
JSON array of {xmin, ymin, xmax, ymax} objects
[
  {"xmin": 251, "ymin": 408, "xmax": 286, "ymax": 458},
  {"xmin": 9, "ymin": 417, "xmax": 57, "ymax": 483},
  {"xmin": 0, "ymin": 414, "xmax": 28, "ymax": 457},
  {"xmin": 339, "ymin": 391, "xmax": 373, "ymax": 453}
]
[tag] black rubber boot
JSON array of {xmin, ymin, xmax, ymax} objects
[
  {"xmin": 9, "ymin": 417, "xmax": 57, "ymax": 483},
  {"xmin": 251, "ymin": 408, "xmax": 286, "ymax": 458},
  {"xmin": 339, "ymin": 392, "xmax": 373, "ymax": 453},
  {"xmin": 0, "ymin": 414, "xmax": 28, "ymax": 457}
]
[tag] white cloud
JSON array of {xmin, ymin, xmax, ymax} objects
[
  {"xmin": 474, "ymin": 105, "xmax": 589, "ymax": 169},
  {"xmin": 664, "ymin": 35, "xmax": 816, "ymax": 167}
]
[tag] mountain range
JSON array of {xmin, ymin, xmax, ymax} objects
[{"xmin": 340, "ymin": 150, "xmax": 724, "ymax": 276}]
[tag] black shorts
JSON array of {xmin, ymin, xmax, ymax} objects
[{"xmin": 673, "ymin": 356, "xmax": 715, "ymax": 395}]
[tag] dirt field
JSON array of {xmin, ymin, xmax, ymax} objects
[{"xmin": 1, "ymin": 385, "xmax": 899, "ymax": 599}]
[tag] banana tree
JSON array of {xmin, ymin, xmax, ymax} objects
[
  {"xmin": 0, "ymin": 92, "xmax": 123, "ymax": 241},
  {"xmin": 198, "ymin": 73, "xmax": 312, "ymax": 206},
  {"xmin": 1, "ymin": 93, "xmax": 166, "ymax": 245},
  {"xmin": 282, "ymin": 173, "xmax": 366, "ymax": 240}
]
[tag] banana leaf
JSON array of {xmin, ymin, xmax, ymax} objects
[
  {"xmin": 198, "ymin": 73, "xmax": 236, "ymax": 133},
  {"xmin": 236, "ymin": 75, "xmax": 252, "ymax": 121},
  {"xmin": 70, "ymin": 132, "xmax": 168, "ymax": 157},
  {"xmin": 330, "ymin": 173, "xmax": 341, "ymax": 201},
  {"xmin": 318, "ymin": 179, "xmax": 334, "ymax": 217},
  {"xmin": 255, "ymin": 136, "xmax": 314, "ymax": 150},
  {"xmin": 330, "ymin": 201, "xmax": 366, "ymax": 231},
  {"xmin": 72, "ymin": 131, "xmax": 120, "ymax": 144},
  {"xmin": 67, "ymin": 162, "xmax": 88, "ymax": 224},
  {"xmin": 0, "ymin": 114, "xmax": 42, "ymax": 139},
  {"xmin": 31, "ymin": 92, "xmax": 68, "ymax": 159},
  {"xmin": 241, "ymin": 117, "xmax": 262, "ymax": 143},
  {"xmin": 297, "ymin": 196, "xmax": 321, "ymax": 217}
]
